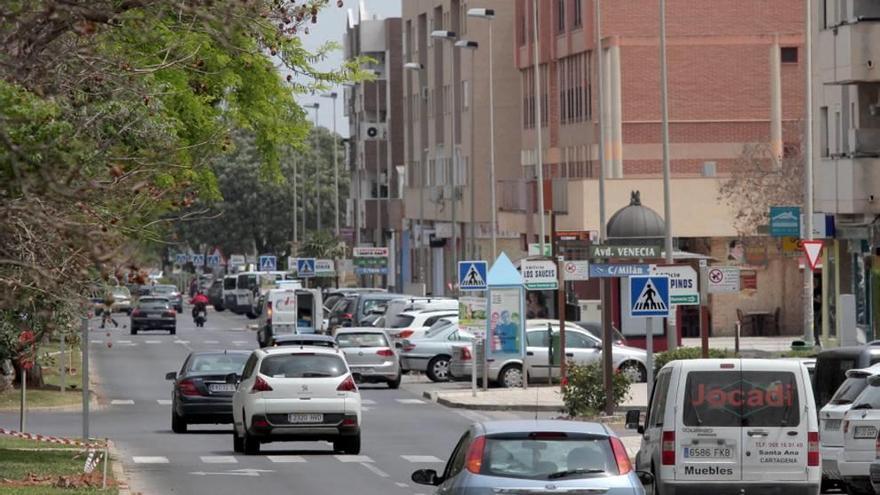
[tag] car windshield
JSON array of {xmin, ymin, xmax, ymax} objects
[
  {"xmin": 337, "ymin": 333, "xmax": 389, "ymax": 348},
  {"xmin": 830, "ymin": 375, "xmax": 871, "ymax": 405},
  {"xmin": 138, "ymin": 298, "xmax": 170, "ymax": 309},
  {"xmin": 425, "ymin": 320, "xmax": 456, "ymax": 338},
  {"xmin": 332, "ymin": 297, "xmax": 356, "ymax": 315},
  {"xmin": 188, "ymin": 354, "xmax": 248, "ymax": 374},
  {"xmin": 260, "ymin": 354, "xmax": 346, "ymax": 378},
  {"xmin": 481, "ymin": 435, "xmax": 618, "ymax": 480}
]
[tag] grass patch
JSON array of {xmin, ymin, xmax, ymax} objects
[
  {"xmin": 0, "ymin": 436, "xmax": 116, "ymax": 494},
  {"xmin": 0, "ymin": 387, "xmax": 83, "ymax": 411},
  {"xmin": 0, "ymin": 344, "xmax": 86, "ymax": 411}
]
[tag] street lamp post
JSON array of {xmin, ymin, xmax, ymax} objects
[
  {"xmin": 455, "ymin": 39, "xmax": 478, "ymax": 260},
  {"xmin": 303, "ymin": 102, "xmax": 320, "ymax": 236},
  {"xmin": 532, "ymin": 0, "xmax": 546, "ymax": 255},
  {"xmin": 467, "ymin": 8, "xmax": 497, "ymax": 261},
  {"xmin": 404, "ymin": 62, "xmax": 426, "ymax": 286},
  {"xmin": 432, "ymin": 30, "xmax": 459, "ymax": 293},
  {"xmin": 321, "ymin": 92, "xmax": 340, "ymax": 237}
]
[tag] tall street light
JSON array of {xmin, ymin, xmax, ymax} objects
[
  {"xmin": 320, "ymin": 92, "xmax": 340, "ymax": 237},
  {"xmin": 432, "ymin": 29, "xmax": 459, "ymax": 293},
  {"xmin": 404, "ymin": 62, "xmax": 426, "ymax": 286},
  {"xmin": 455, "ymin": 39, "xmax": 478, "ymax": 260},
  {"xmin": 467, "ymin": 8, "xmax": 497, "ymax": 261},
  {"xmin": 303, "ymin": 102, "xmax": 320, "ymax": 233},
  {"xmin": 532, "ymin": 0, "xmax": 547, "ymax": 255}
]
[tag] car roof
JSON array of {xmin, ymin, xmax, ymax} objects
[
  {"xmin": 259, "ymin": 346, "xmax": 342, "ymax": 357},
  {"xmin": 845, "ymin": 362, "xmax": 880, "ymax": 378},
  {"xmin": 273, "ymin": 335, "xmax": 336, "ymax": 343},
  {"xmin": 671, "ymin": 358, "xmax": 808, "ymax": 371},
  {"xmin": 477, "ymin": 420, "xmax": 610, "ymax": 437},
  {"xmin": 335, "ymin": 328, "xmax": 388, "ymax": 335},
  {"xmin": 400, "ymin": 309, "xmax": 458, "ymax": 317},
  {"xmin": 189, "ymin": 350, "xmax": 251, "ymax": 357}
]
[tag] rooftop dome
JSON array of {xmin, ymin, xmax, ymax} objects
[{"xmin": 607, "ymin": 191, "xmax": 666, "ymax": 239}]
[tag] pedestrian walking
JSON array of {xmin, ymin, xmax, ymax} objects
[{"xmin": 100, "ymin": 293, "xmax": 118, "ymax": 329}]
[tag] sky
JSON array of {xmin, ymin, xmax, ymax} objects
[{"xmin": 296, "ymin": 0, "xmax": 402, "ymax": 138}]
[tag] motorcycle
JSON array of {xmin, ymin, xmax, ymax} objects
[{"xmin": 193, "ymin": 304, "xmax": 207, "ymax": 328}]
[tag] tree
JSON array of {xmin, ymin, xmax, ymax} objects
[
  {"xmin": 0, "ymin": 1, "xmax": 364, "ymax": 365},
  {"xmin": 718, "ymin": 127, "xmax": 805, "ymax": 235}
]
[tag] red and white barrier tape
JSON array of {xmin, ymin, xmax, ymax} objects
[{"xmin": 0, "ymin": 427, "xmax": 104, "ymax": 448}]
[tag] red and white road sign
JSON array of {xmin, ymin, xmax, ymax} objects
[{"xmin": 802, "ymin": 240, "xmax": 824, "ymax": 271}]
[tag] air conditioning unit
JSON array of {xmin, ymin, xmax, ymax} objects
[{"xmin": 361, "ymin": 122, "xmax": 387, "ymax": 140}]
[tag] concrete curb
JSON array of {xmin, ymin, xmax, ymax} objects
[
  {"xmin": 423, "ymin": 390, "xmax": 647, "ymax": 414},
  {"xmin": 108, "ymin": 440, "xmax": 131, "ymax": 495}
]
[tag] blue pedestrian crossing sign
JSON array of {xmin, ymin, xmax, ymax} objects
[
  {"xmin": 458, "ymin": 261, "xmax": 488, "ymax": 291},
  {"xmin": 296, "ymin": 258, "xmax": 316, "ymax": 278},
  {"xmin": 175, "ymin": 253, "xmax": 187, "ymax": 265},
  {"xmin": 207, "ymin": 254, "xmax": 221, "ymax": 267},
  {"xmin": 629, "ymin": 275, "xmax": 670, "ymax": 318},
  {"xmin": 259, "ymin": 255, "xmax": 277, "ymax": 272},
  {"xmin": 191, "ymin": 254, "xmax": 205, "ymax": 267}
]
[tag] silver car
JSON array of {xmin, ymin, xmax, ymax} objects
[
  {"xmin": 449, "ymin": 319, "xmax": 649, "ymax": 388},
  {"xmin": 335, "ymin": 328, "xmax": 402, "ymax": 389},
  {"xmin": 399, "ymin": 318, "xmax": 468, "ymax": 382},
  {"xmin": 410, "ymin": 419, "xmax": 652, "ymax": 495}
]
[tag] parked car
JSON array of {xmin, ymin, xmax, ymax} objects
[
  {"xmin": 381, "ymin": 297, "xmax": 456, "ymax": 328},
  {"xmin": 335, "ymin": 328, "xmax": 401, "ymax": 388},
  {"xmin": 323, "ymin": 288, "xmax": 387, "ymax": 314},
  {"xmin": 626, "ymin": 358, "xmax": 820, "ymax": 495},
  {"xmin": 386, "ymin": 309, "xmax": 459, "ymax": 345},
  {"xmin": 207, "ymin": 279, "xmax": 224, "ymax": 311},
  {"xmin": 130, "ymin": 297, "xmax": 177, "ymax": 335},
  {"xmin": 165, "ymin": 350, "xmax": 250, "ymax": 433},
  {"xmin": 814, "ymin": 343, "xmax": 880, "ymax": 409},
  {"xmin": 327, "ymin": 293, "xmax": 404, "ymax": 332},
  {"xmin": 449, "ymin": 320, "xmax": 649, "ymax": 387},
  {"xmin": 399, "ymin": 317, "xmax": 468, "ymax": 382},
  {"xmin": 150, "ymin": 284, "xmax": 183, "ymax": 312},
  {"xmin": 231, "ymin": 347, "xmax": 361, "ymax": 455},
  {"xmin": 410, "ymin": 420, "xmax": 650, "ymax": 495},
  {"xmin": 576, "ymin": 321, "xmax": 627, "ymax": 346},
  {"xmin": 839, "ymin": 373, "xmax": 880, "ymax": 495},
  {"xmin": 272, "ymin": 334, "xmax": 338, "ymax": 349}
]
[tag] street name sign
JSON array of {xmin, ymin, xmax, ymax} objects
[
  {"xmin": 651, "ymin": 265, "xmax": 699, "ymax": 306},
  {"xmin": 527, "ymin": 243, "xmax": 553, "ymax": 257},
  {"xmin": 588, "ymin": 263, "xmax": 653, "ymax": 278},
  {"xmin": 589, "ymin": 245, "xmax": 660, "ymax": 259},
  {"xmin": 315, "ymin": 259, "xmax": 335, "ymax": 276},
  {"xmin": 521, "ymin": 259, "xmax": 558, "ymax": 291},
  {"xmin": 707, "ymin": 266, "xmax": 740, "ymax": 293},
  {"xmin": 629, "ymin": 276, "xmax": 670, "ymax": 318},
  {"xmin": 458, "ymin": 261, "xmax": 488, "ymax": 291}
]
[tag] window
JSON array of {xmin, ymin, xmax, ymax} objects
[
  {"xmin": 556, "ymin": 0, "xmax": 566, "ymax": 33},
  {"xmin": 682, "ymin": 371, "xmax": 800, "ymax": 427},
  {"xmin": 443, "ymin": 432, "xmax": 472, "ymax": 480},
  {"xmin": 647, "ymin": 371, "xmax": 671, "ymax": 427},
  {"xmin": 521, "ymin": 67, "xmax": 535, "ymax": 128},
  {"xmin": 259, "ymin": 354, "xmax": 347, "ymax": 378},
  {"xmin": 482, "ymin": 435, "xmax": 619, "ymax": 479},
  {"xmin": 853, "ymin": 382, "xmax": 880, "ymax": 409},
  {"xmin": 189, "ymin": 353, "xmax": 249, "ymax": 374},
  {"xmin": 830, "ymin": 375, "xmax": 870, "ymax": 405},
  {"xmin": 820, "ymin": 106, "xmax": 829, "ymax": 157},
  {"xmin": 565, "ymin": 331, "xmax": 596, "ymax": 349},
  {"xmin": 527, "ymin": 330, "xmax": 549, "ymax": 347},
  {"xmin": 336, "ymin": 332, "xmax": 389, "ymax": 348},
  {"xmin": 572, "ymin": 0, "xmax": 582, "ymax": 27},
  {"xmin": 558, "ymin": 53, "xmax": 591, "ymax": 124},
  {"xmin": 781, "ymin": 47, "xmax": 798, "ymax": 64},
  {"xmin": 241, "ymin": 353, "xmax": 258, "ymax": 379}
]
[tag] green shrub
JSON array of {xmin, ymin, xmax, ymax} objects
[
  {"xmin": 653, "ymin": 347, "xmax": 733, "ymax": 374},
  {"xmin": 562, "ymin": 362, "xmax": 632, "ymax": 417}
]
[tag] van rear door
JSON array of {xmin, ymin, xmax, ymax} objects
[
  {"xmin": 270, "ymin": 290, "xmax": 298, "ymax": 336},
  {"xmin": 740, "ymin": 361, "xmax": 807, "ymax": 482},
  {"xmin": 676, "ymin": 362, "xmax": 742, "ymax": 482}
]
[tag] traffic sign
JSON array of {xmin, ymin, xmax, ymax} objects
[
  {"xmin": 629, "ymin": 276, "xmax": 670, "ymax": 318},
  {"xmin": 562, "ymin": 260, "xmax": 590, "ymax": 281},
  {"xmin": 527, "ymin": 243, "xmax": 552, "ymax": 257},
  {"xmin": 229, "ymin": 254, "xmax": 245, "ymax": 269},
  {"xmin": 353, "ymin": 247, "xmax": 389, "ymax": 275},
  {"xmin": 802, "ymin": 240, "xmax": 824, "ymax": 271},
  {"xmin": 589, "ymin": 245, "xmax": 660, "ymax": 259},
  {"xmin": 651, "ymin": 265, "xmax": 699, "ymax": 306},
  {"xmin": 588, "ymin": 263, "xmax": 652, "ymax": 278},
  {"xmin": 458, "ymin": 261, "xmax": 488, "ymax": 291},
  {"xmin": 191, "ymin": 254, "xmax": 205, "ymax": 267},
  {"xmin": 707, "ymin": 266, "xmax": 740, "ymax": 293},
  {"xmin": 769, "ymin": 206, "xmax": 801, "ymax": 237},
  {"xmin": 315, "ymin": 259, "xmax": 335, "ymax": 276},
  {"xmin": 207, "ymin": 254, "xmax": 221, "ymax": 267},
  {"xmin": 296, "ymin": 258, "xmax": 316, "ymax": 278},
  {"xmin": 175, "ymin": 253, "xmax": 187, "ymax": 265},
  {"xmin": 521, "ymin": 259, "xmax": 558, "ymax": 291},
  {"xmin": 259, "ymin": 255, "xmax": 277, "ymax": 272}
]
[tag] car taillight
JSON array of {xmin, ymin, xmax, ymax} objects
[
  {"xmin": 131, "ymin": 309, "xmax": 142, "ymax": 317},
  {"xmin": 398, "ymin": 330, "xmax": 414, "ymax": 339},
  {"xmin": 178, "ymin": 379, "xmax": 201, "ymax": 397},
  {"xmin": 460, "ymin": 347, "xmax": 472, "ymax": 361},
  {"xmin": 342, "ymin": 416, "xmax": 358, "ymax": 426},
  {"xmin": 661, "ymin": 431, "xmax": 675, "ymax": 465},
  {"xmin": 376, "ymin": 348, "xmax": 394, "ymax": 357},
  {"xmin": 465, "ymin": 436, "xmax": 486, "ymax": 474},
  {"xmin": 163, "ymin": 310, "xmax": 176, "ymax": 317},
  {"xmin": 610, "ymin": 437, "xmax": 632, "ymax": 474},
  {"xmin": 808, "ymin": 431, "xmax": 820, "ymax": 466},
  {"xmin": 337, "ymin": 375, "xmax": 357, "ymax": 392},
  {"xmin": 402, "ymin": 342, "xmax": 416, "ymax": 352},
  {"xmin": 267, "ymin": 302, "xmax": 272, "ymax": 324},
  {"xmin": 875, "ymin": 433, "xmax": 880, "ymax": 459},
  {"xmin": 251, "ymin": 375, "xmax": 272, "ymax": 393}
]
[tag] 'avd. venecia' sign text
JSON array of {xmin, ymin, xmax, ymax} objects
[{"xmin": 589, "ymin": 245, "xmax": 660, "ymax": 259}]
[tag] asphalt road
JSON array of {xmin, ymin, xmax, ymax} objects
[{"xmin": 0, "ymin": 306, "xmax": 559, "ymax": 495}]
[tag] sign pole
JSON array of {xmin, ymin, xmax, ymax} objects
[
  {"xmin": 471, "ymin": 338, "xmax": 477, "ymax": 397},
  {"xmin": 557, "ymin": 255, "xmax": 566, "ymax": 383},
  {"xmin": 699, "ymin": 263, "xmax": 709, "ymax": 358},
  {"xmin": 60, "ymin": 333, "xmax": 66, "ymax": 394},
  {"xmin": 82, "ymin": 316, "xmax": 89, "ymax": 441},
  {"xmin": 19, "ymin": 367, "xmax": 26, "ymax": 432},
  {"xmin": 645, "ymin": 317, "xmax": 653, "ymax": 395}
]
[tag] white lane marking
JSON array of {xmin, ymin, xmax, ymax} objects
[
  {"xmin": 156, "ymin": 400, "xmax": 172, "ymax": 405},
  {"xmin": 132, "ymin": 456, "xmax": 169, "ymax": 464},
  {"xmin": 173, "ymin": 340, "xmax": 191, "ymax": 345},
  {"xmin": 201, "ymin": 456, "xmax": 238, "ymax": 464},
  {"xmin": 232, "ymin": 340, "xmax": 249, "ymax": 345},
  {"xmin": 360, "ymin": 399, "xmax": 376, "ymax": 405},
  {"xmin": 204, "ymin": 340, "xmax": 219, "ymax": 344},
  {"xmin": 360, "ymin": 462, "xmax": 389, "ymax": 478},
  {"xmin": 111, "ymin": 400, "xmax": 135, "ymax": 405},
  {"xmin": 334, "ymin": 455, "xmax": 372, "ymax": 463},
  {"xmin": 117, "ymin": 340, "xmax": 132, "ymax": 344},
  {"xmin": 395, "ymin": 482, "xmax": 409, "ymax": 488},
  {"xmin": 90, "ymin": 340, "xmax": 101, "ymax": 344},
  {"xmin": 401, "ymin": 455, "xmax": 443, "ymax": 463},
  {"xmin": 190, "ymin": 471, "xmax": 256, "ymax": 477},
  {"xmin": 145, "ymin": 340, "xmax": 161, "ymax": 344},
  {"xmin": 267, "ymin": 455, "xmax": 306, "ymax": 463},
  {"xmin": 396, "ymin": 399, "xmax": 425, "ymax": 404}
]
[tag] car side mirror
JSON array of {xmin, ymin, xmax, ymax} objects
[
  {"xmin": 225, "ymin": 373, "xmax": 240, "ymax": 385},
  {"xmin": 165, "ymin": 371, "xmax": 177, "ymax": 381},
  {"xmin": 625, "ymin": 410, "xmax": 642, "ymax": 431},
  {"xmin": 411, "ymin": 468, "xmax": 440, "ymax": 486},
  {"xmin": 636, "ymin": 470, "xmax": 655, "ymax": 486}
]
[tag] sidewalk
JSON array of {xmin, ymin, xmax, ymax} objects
[
  {"xmin": 682, "ymin": 336, "xmax": 807, "ymax": 355},
  {"xmin": 423, "ymin": 383, "xmax": 647, "ymax": 413}
]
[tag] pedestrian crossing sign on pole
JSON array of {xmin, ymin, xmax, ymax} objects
[
  {"xmin": 258, "ymin": 255, "xmax": 277, "ymax": 272},
  {"xmin": 629, "ymin": 275, "xmax": 670, "ymax": 318},
  {"xmin": 296, "ymin": 258, "xmax": 316, "ymax": 278},
  {"xmin": 458, "ymin": 261, "xmax": 488, "ymax": 291}
]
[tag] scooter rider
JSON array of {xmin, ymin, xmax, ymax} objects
[{"xmin": 190, "ymin": 291, "xmax": 209, "ymax": 323}]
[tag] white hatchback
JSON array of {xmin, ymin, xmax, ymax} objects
[{"xmin": 231, "ymin": 347, "xmax": 362, "ymax": 455}]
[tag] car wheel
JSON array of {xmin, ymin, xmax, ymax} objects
[
  {"xmin": 426, "ymin": 355, "xmax": 451, "ymax": 382},
  {"xmin": 130, "ymin": 327, "xmax": 137, "ymax": 335},
  {"xmin": 170, "ymin": 327, "xmax": 176, "ymax": 335},
  {"xmin": 334, "ymin": 435, "xmax": 361, "ymax": 455},
  {"xmin": 846, "ymin": 482, "xmax": 874, "ymax": 495},
  {"xmin": 387, "ymin": 373, "xmax": 401, "ymax": 389},
  {"xmin": 171, "ymin": 409, "xmax": 187, "ymax": 434},
  {"xmin": 214, "ymin": 305, "xmax": 225, "ymax": 312},
  {"xmin": 232, "ymin": 428, "xmax": 244, "ymax": 453},
  {"xmin": 499, "ymin": 364, "xmax": 524, "ymax": 388},
  {"xmin": 246, "ymin": 311, "xmax": 258, "ymax": 320},
  {"xmin": 242, "ymin": 429, "xmax": 260, "ymax": 455},
  {"xmin": 620, "ymin": 361, "xmax": 647, "ymax": 383}
]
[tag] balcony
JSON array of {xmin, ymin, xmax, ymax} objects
[
  {"xmin": 822, "ymin": 21, "xmax": 880, "ymax": 84},
  {"xmin": 361, "ymin": 198, "xmax": 404, "ymax": 231},
  {"xmin": 815, "ymin": 156, "xmax": 880, "ymax": 215}
]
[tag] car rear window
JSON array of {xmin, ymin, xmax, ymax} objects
[
  {"xmin": 111, "ymin": 287, "xmax": 130, "ymax": 297},
  {"xmin": 138, "ymin": 298, "xmax": 170, "ymax": 309},
  {"xmin": 482, "ymin": 435, "xmax": 618, "ymax": 480},
  {"xmin": 152, "ymin": 286, "xmax": 176, "ymax": 294},
  {"xmin": 683, "ymin": 371, "xmax": 800, "ymax": 427},
  {"xmin": 852, "ymin": 384, "xmax": 880, "ymax": 409},
  {"xmin": 361, "ymin": 299, "xmax": 386, "ymax": 316},
  {"xmin": 830, "ymin": 375, "xmax": 870, "ymax": 405},
  {"xmin": 260, "ymin": 354, "xmax": 346, "ymax": 378},
  {"xmin": 237, "ymin": 274, "xmax": 257, "ymax": 290},
  {"xmin": 333, "ymin": 298, "xmax": 356, "ymax": 315},
  {"xmin": 815, "ymin": 357, "xmax": 857, "ymax": 407},
  {"xmin": 337, "ymin": 333, "xmax": 389, "ymax": 348},
  {"xmin": 188, "ymin": 354, "xmax": 249, "ymax": 373},
  {"xmin": 390, "ymin": 314, "xmax": 415, "ymax": 329}
]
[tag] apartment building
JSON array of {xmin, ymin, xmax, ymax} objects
[
  {"xmin": 400, "ymin": 0, "xmax": 522, "ymax": 295},
  {"xmin": 813, "ymin": 0, "xmax": 880, "ymax": 340},
  {"xmin": 343, "ymin": 9, "xmax": 404, "ymax": 287},
  {"xmin": 504, "ymin": 0, "xmax": 807, "ymax": 338}
]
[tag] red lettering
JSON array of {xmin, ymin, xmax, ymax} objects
[
  {"xmin": 729, "ymin": 389, "xmax": 742, "ymax": 407},
  {"xmin": 690, "ymin": 383, "xmax": 794, "ymax": 409},
  {"xmin": 693, "ymin": 383, "xmax": 706, "ymax": 406},
  {"xmin": 747, "ymin": 389, "xmax": 763, "ymax": 407},
  {"xmin": 707, "ymin": 388, "xmax": 725, "ymax": 407},
  {"xmin": 766, "ymin": 384, "xmax": 783, "ymax": 407}
]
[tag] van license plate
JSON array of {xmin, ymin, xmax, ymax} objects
[
  {"xmin": 824, "ymin": 419, "xmax": 842, "ymax": 431},
  {"xmin": 289, "ymin": 413, "xmax": 323, "ymax": 424},
  {"xmin": 683, "ymin": 447, "xmax": 733, "ymax": 459},
  {"xmin": 854, "ymin": 426, "xmax": 878, "ymax": 439}
]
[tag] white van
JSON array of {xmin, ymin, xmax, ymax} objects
[
  {"xmin": 626, "ymin": 359, "xmax": 820, "ymax": 495},
  {"xmin": 256, "ymin": 288, "xmax": 323, "ymax": 347}
]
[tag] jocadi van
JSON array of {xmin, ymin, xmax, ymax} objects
[{"xmin": 626, "ymin": 358, "xmax": 820, "ymax": 495}]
